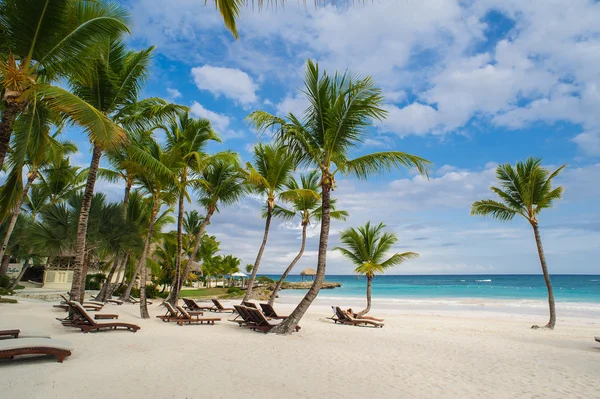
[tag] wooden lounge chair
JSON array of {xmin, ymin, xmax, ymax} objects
[
  {"xmin": 211, "ymin": 299, "xmax": 234, "ymax": 313},
  {"xmin": 157, "ymin": 302, "xmax": 203, "ymax": 322},
  {"xmin": 182, "ymin": 298, "xmax": 214, "ymax": 311},
  {"xmin": 175, "ymin": 306, "xmax": 221, "ymax": 326},
  {"xmin": 246, "ymin": 308, "xmax": 300, "ymax": 333},
  {"xmin": 0, "ymin": 338, "xmax": 73, "ymax": 363},
  {"xmin": 242, "ymin": 301, "xmax": 258, "ymax": 309},
  {"xmin": 65, "ymin": 302, "xmax": 140, "ymax": 333},
  {"xmin": 231, "ymin": 305, "xmax": 256, "ymax": 327},
  {"xmin": 55, "ymin": 294, "xmax": 103, "ymax": 312},
  {"xmin": 128, "ymin": 295, "xmax": 153, "ymax": 305},
  {"xmin": 334, "ymin": 307, "xmax": 384, "ymax": 328},
  {"xmin": 0, "ymin": 329, "xmax": 20, "ymax": 340},
  {"xmin": 259, "ymin": 303, "xmax": 288, "ymax": 319}
]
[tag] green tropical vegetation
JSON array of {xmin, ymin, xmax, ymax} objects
[{"xmin": 471, "ymin": 157, "xmax": 565, "ymax": 329}]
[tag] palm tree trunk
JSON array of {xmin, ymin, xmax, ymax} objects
[
  {"xmin": 69, "ymin": 143, "xmax": 102, "ymax": 305},
  {"xmin": 531, "ymin": 222, "xmax": 556, "ymax": 329},
  {"xmin": 166, "ymin": 208, "xmax": 214, "ymax": 304},
  {"xmin": 243, "ymin": 202, "xmax": 273, "ymax": 302},
  {"xmin": 122, "ymin": 178, "xmax": 132, "ymax": 219},
  {"xmin": 357, "ymin": 276, "xmax": 372, "ymax": 318},
  {"xmin": 96, "ymin": 256, "xmax": 120, "ymax": 301},
  {"xmin": 120, "ymin": 255, "xmax": 142, "ymax": 301},
  {"xmin": 112, "ymin": 253, "xmax": 130, "ymax": 295},
  {"xmin": 271, "ymin": 181, "xmax": 332, "ymax": 334},
  {"xmin": 0, "ymin": 255, "xmax": 10, "ymax": 277},
  {"xmin": 8, "ymin": 259, "xmax": 29, "ymax": 290},
  {"xmin": 268, "ymin": 222, "xmax": 308, "ymax": 306},
  {"xmin": 138, "ymin": 201, "xmax": 159, "ymax": 319},
  {"xmin": 0, "ymin": 171, "xmax": 37, "ymax": 266},
  {"xmin": 0, "ymin": 101, "xmax": 21, "ymax": 171},
  {"xmin": 174, "ymin": 187, "xmax": 185, "ymax": 302}
]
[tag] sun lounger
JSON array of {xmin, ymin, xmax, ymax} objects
[
  {"xmin": 231, "ymin": 305, "xmax": 256, "ymax": 327},
  {"xmin": 64, "ymin": 302, "xmax": 140, "ymax": 333},
  {"xmin": 595, "ymin": 336, "xmax": 600, "ymax": 343},
  {"xmin": 0, "ymin": 329, "xmax": 20, "ymax": 340},
  {"xmin": 128, "ymin": 295, "xmax": 153, "ymax": 305},
  {"xmin": 174, "ymin": 306, "xmax": 221, "ymax": 326},
  {"xmin": 259, "ymin": 303, "xmax": 288, "ymax": 319},
  {"xmin": 57, "ymin": 294, "xmax": 103, "ymax": 311},
  {"xmin": 211, "ymin": 299, "xmax": 234, "ymax": 313},
  {"xmin": 157, "ymin": 302, "xmax": 203, "ymax": 322},
  {"xmin": 333, "ymin": 307, "xmax": 384, "ymax": 328},
  {"xmin": 242, "ymin": 301, "xmax": 258, "ymax": 309},
  {"xmin": 0, "ymin": 338, "xmax": 73, "ymax": 363},
  {"xmin": 246, "ymin": 308, "xmax": 300, "ymax": 333},
  {"xmin": 182, "ymin": 298, "xmax": 214, "ymax": 311}
]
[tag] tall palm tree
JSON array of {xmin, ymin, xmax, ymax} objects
[
  {"xmin": 242, "ymin": 143, "xmax": 303, "ymax": 302},
  {"xmin": 335, "ymin": 221, "xmax": 418, "ymax": 318},
  {"xmin": 267, "ymin": 170, "xmax": 348, "ymax": 305},
  {"xmin": 471, "ymin": 157, "xmax": 565, "ymax": 330},
  {"xmin": 129, "ymin": 138, "xmax": 176, "ymax": 318},
  {"xmin": 163, "ymin": 112, "xmax": 220, "ymax": 303},
  {"xmin": 247, "ymin": 60, "xmax": 431, "ymax": 333},
  {"xmin": 0, "ymin": 0, "xmax": 129, "ymax": 171},
  {"xmin": 167, "ymin": 158, "xmax": 246, "ymax": 303}
]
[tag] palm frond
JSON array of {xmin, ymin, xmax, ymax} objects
[{"xmin": 340, "ymin": 151, "xmax": 431, "ymax": 179}]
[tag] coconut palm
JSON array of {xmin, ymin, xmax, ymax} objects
[
  {"xmin": 29, "ymin": 157, "xmax": 86, "ymax": 212},
  {"xmin": 242, "ymin": 143, "xmax": 306, "ymax": 302},
  {"xmin": 0, "ymin": 0, "xmax": 129, "ymax": 171},
  {"xmin": 335, "ymin": 222, "xmax": 418, "ymax": 318},
  {"xmin": 128, "ymin": 138, "xmax": 177, "ymax": 318},
  {"xmin": 471, "ymin": 157, "xmax": 565, "ymax": 329},
  {"xmin": 268, "ymin": 170, "xmax": 348, "ymax": 305},
  {"xmin": 162, "ymin": 112, "xmax": 221, "ymax": 303},
  {"xmin": 167, "ymin": 158, "xmax": 246, "ymax": 303},
  {"xmin": 247, "ymin": 59, "xmax": 431, "ymax": 333}
]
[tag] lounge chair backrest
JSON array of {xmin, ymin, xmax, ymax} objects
[
  {"xmin": 233, "ymin": 305, "xmax": 251, "ymax": 322},
  {"xmin": 212, "ymin": 299, "xmax": 224, "ymax": 310},
  {"xmin": 182, "ymin": 298, "xmax": 194, "ymax": 308},
  {"xmin": 69, "ymin": 302, "xmax": 96, "ymax": 325},
  {"xmin": 247, "ymin": 308, "xmax": 269, "ymax": 325},
  {"xmin": 176, "ymin": 305, "xmax": 192, "ymax": 319},
  {"xmin": 242, "ymin": 301, "xmax": 257, "ymax": 309},
  {"xmin": 259, "ymin": 303, "xmax": 276, "ymax": 317},
  {"xmin": 163, "ymin": 302, "xmax": 178, "ymax": 316},
  {"xmin": 335, "ymin": 307, "xmax": 350, "ymax": 321}
]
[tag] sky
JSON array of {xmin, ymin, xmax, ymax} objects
[{"xmin": 67, "ymin": 0, "xmax": 600, "ymax": 275}]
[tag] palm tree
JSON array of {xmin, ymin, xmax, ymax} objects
[
  {"xmin": 163, "ymin": 112, "xmax": 220, "ymax": 303},
  {"xmin": 471, "ymin": 157, "xmax": 565, "ymax": 330},
  {"xmin": 0, "ymin": 0, "xmax": 129, "ymax": 171},
  {"xmin": 167, "ymin": 158, "xmax": 246, "ymax": 303},
  {"xmin": 335, "ymin": 222, "xmax": 418, "ymax": 318},
  {"xmin": 247, "ymin": 60, "xmax": 431, "ymax": 333},
  {"xmin": 268, "ymin": 170, "xmax": 348, "ymax": 305},
  {"xmin": 129, "ymin": 138, "xmax": 176, "ymax": 318},
  {"xmin": 242, "ymin": 143, "xmax": 302, "ymax": 302}
]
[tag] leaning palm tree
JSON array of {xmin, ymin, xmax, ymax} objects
[
  {"xmin": 242, "ymin": 143, "xmax": 302, "ymax": 302},
  {"xmin": 163, "ymin": 112, "xmax": 221, "ymax": 303},
  {"xmin": 167, "ymin": 158, "xmax": 246, "ymax": 303},
  {"xmin": 247, "ymin": 59, "xmax": 431, "ymax": 333},
  {"xmin": 267, "ymin": 170, "xmax": 348, "ymax": 306},
  {"xmin": 335, "ymin": 222, "xmax": 418, "ymax": 318},
  {"xmin": 0, "ymin": 0, "xmax": 129, "ymax": 171},
  {"xmin": 471, "ymin": 157, "xmax": 565, "ymax": 330}
]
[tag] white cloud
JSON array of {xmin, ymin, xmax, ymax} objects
[
  {"xmin": 275, "ymin": 94, "xmax": 308, "ymax": 117},
  {"xmin": 189, "ymin": 102, "xmax": 230, "ymax": 131},
  {"xmin": 191, "ymin": 65, "xmax": 258, "ymax": 105},
  {"xmin": 166, "ymin": 88, "xmax": 182, "ymax": 101},
  {"xmin": 572, "ymin": 131, "xmax": 600, "ymax": 157},
  {"xmin": 380, "ymin": 103, "xmax": 440, "ymax": 136}
]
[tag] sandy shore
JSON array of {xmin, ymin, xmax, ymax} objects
[{"xmin": 1, "ymin": 298, "xmax": 599, "ymax": 399}]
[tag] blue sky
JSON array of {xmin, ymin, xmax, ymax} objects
[{"xmin": 69, "ymin": 0, "xmax": 600, "ymax": 275}]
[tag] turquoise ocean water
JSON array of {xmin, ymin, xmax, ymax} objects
[{"xmin": 263, "ymin": 274, "xmax": 600, "ymax": 303}]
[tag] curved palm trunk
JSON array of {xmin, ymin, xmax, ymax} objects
[
  {"xmin": 138, "ymin": 200, "xmax": 159, "ymax": 319},
  {"xmin": 357, "ymin": 276, "xmax": 372, "ymax": 318},
  {"xmin": 166, "ymin": 208, "xmax": 214, "ymax": 305},
  {"xmin": 243, "ymin": 202, "xmax": 273, "ymax": 302},
  {"xmin": 0, "ymin": 101, "xmax": 22, "ymax": 171},
  {"xmin": 120, "ymin": 256, "xmax": 142, "ymax": 301},
  {"xmin": 271, "ymin": 183, "xmax": 332, "ymax": 334},
  {"xmin": 8, "ymin": 259, "xmax": 29, "ymax": 290},
  {"xmin": 69, "ymin": 143, "xmax": 102, "ymax": 304},
  {"xmin": 268, "ymin": 222, "xmax": 308, "ymax": 306},
  {"xmin": 0, "ymin": 255, "xmax": 10, "ymax": 277},
  {"xmin": 531, "ymin": 222, "xmax": 556, "ymax": 329},
  {"xmin": 0, "ymin": 171, "xmax": 37, "ymax": 265},
  {"xmin": 96, "ymin": 256, "xmax": 120, "ymax": 301},
  {"xmin": 174, "ymin": 188, "xmax": 185, "ymax": 300}
]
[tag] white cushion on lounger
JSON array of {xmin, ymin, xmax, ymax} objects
[{"xmin": 0, "ymin": 338, "xmax": 74, "ymax": 351}]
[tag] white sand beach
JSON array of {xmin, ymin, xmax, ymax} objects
[{"xmin": 1, "ymin": 298, "xmax": 599, "ymax": 399}]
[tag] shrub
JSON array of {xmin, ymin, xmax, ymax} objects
[
  {"xmin": 227, "ymin": 287, "xmax": 243, "ymax": 295},
  {"xmin": 85, "ymin": 273, "xmax": 106, "ymax": 290},
  {"xmin": 0, "ymin": 275, "xmax": 10, "ymax": 289},
  {"xmin": 112, "ymin": 285, "xmax": 140, "ymax": 298},
  {"xmin": 257, "ymin": 276, "xmax": 274, "ymax": 284},
  {"xmin": 145, "ymin": 284, "xmax": 159, "ymax": 299},
  {"xmin": 0, "ymin": 297, "xmax": 18, "ymax": 304}
]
